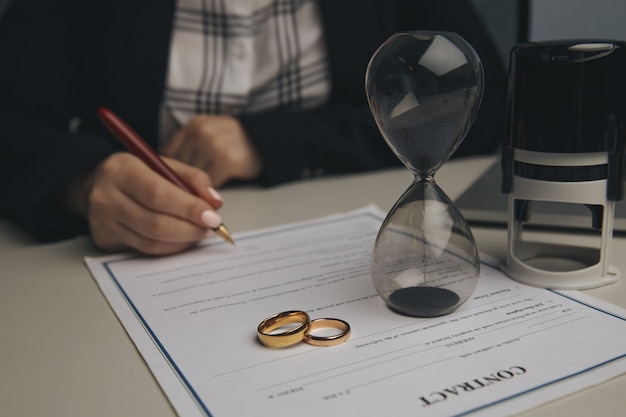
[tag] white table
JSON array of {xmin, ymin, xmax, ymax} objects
[{"xmin": 1, "ymin": 155, "xmax": 624, "ymax": 416}]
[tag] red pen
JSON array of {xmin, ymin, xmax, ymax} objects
[{"xmin": 97, "ymin": 106, "xmax": 234, "ymax": 245}]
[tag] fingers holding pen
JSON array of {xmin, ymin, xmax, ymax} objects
[
  {"xmin": 163, "ymin": 157, "xmax": 224, "ymax": 210},
  {"xmin": 119, "ymin": 156, "xmax": 225, "ymax": 230},
  {"xmin": 143, "ymin": 157, "xmax": 227, "ymax": 233},
  {"xmin": 86, "ymin": 153, "xmax": 225, "ymax": 254},
  {"xmin": 92, "ymin": 108, "xmax": 233, "ymax": 253}
]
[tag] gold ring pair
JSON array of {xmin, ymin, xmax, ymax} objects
[{"xmin": 257, "ymin": 310, "xmax": 351, "ymax": 348}]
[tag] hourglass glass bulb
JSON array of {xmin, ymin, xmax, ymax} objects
[
  {"xmin": 367, "ymin": 31, "xmax": 483, "ymax": 317},
  {"xmin": 366, "ymin": 31, "xmax": 483, "ymax": 179}
]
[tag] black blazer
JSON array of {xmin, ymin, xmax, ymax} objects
[{"xmin": 0, "ymin": 0, "xmax": 505, "ymax": 241}]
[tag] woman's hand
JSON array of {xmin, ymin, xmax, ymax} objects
[
  {"xmin": 62, "ymin": 152, "xmax": 225, "ymax": 255},
  {"xmin": 160, "ymin": 114, "xmax": 263, "ymax": 187}
]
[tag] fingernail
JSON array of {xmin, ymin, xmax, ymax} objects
[
  {"xmin": 207, "ymin": 187, "xmax": 223, "ymax": 204},
  {"xmin": 201, "ymin": 210, "xmax": 223, "ymax": 229}
]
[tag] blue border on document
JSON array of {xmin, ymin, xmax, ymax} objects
[
  {"xmin": 102, "ymin": 210, "xmax": 383, "ymax": 417},
  {"xmin": 453, "ymin": 261, "xmax": 626, "ymax": 416},
  {"xmin": 102, "ymin": 212, "xmax": 626, "ymax": 417}
]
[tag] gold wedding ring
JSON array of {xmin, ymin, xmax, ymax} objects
[
  {"xmin": 303, "ymin": 318, "xmax": 351, "ymax": 347},
  {"xmin": 257, "ymin": 310, "xmax": 310, "ymax": 348}
]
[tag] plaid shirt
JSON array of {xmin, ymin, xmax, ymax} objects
[{"xmin": 161, "ymin": 0, "xmax": 331, "ymax": 140}]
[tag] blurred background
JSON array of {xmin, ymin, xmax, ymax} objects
[
  {"xmin": 470, "ymin": 0, "xmax": 626, "ymax": 68},
  {"xmin": 1, "ymin": 0, "xmax": 625, "ymax": 76}
]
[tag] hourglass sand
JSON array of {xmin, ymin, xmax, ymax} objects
[{"xmin": 367, "ymin": 31, "xmax": 483, "ymax": 317}]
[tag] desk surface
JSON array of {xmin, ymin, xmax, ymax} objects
[{"xmin": 1, "ymin": 155, "xmax": 625, "ymax": 417}]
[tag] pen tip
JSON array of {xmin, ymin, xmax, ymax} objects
[{"xmin": 215, "ymin": 224, "xmax": 235, "ymax": 245}]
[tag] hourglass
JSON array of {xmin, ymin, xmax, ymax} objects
[{"xmin": 367, "ymin": 31, "xmax": 483, "ymax": 317}]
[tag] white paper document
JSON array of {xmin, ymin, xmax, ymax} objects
[{"xmin": 86, "ymin": 206, "xmax": 626, "ymax": 417}]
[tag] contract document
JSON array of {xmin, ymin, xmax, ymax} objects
[{"xmin": 86, "ymin": 206, "xmax": 626, "ymax": 417}]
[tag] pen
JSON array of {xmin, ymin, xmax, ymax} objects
[{"xmin": 97, "ymin": 106, "xmax": 234, "ymax": 245}]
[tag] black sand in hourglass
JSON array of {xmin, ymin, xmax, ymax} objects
[{"xmin": 388, "ymin": 287, "xmax": 461, "ymax": 317}]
